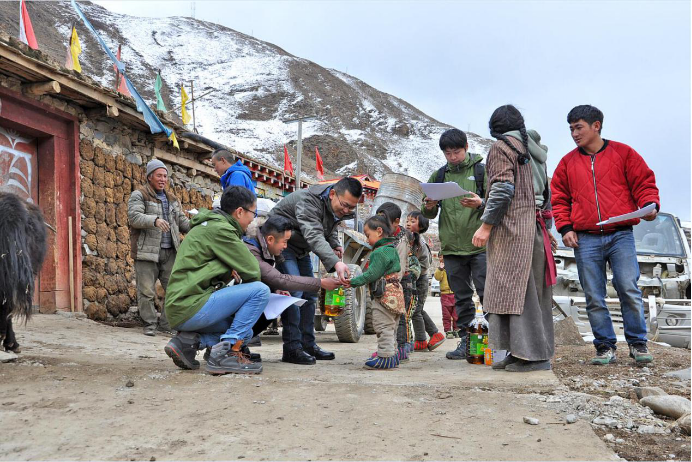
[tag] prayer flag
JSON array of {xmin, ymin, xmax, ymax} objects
[
  {"xmin": 19, "ymin": 0, "xmax": 38, "ymax": 50},
  {"xmin": 68, "ymin": 27, "xmax": 82, "ymax": 73},
  {"xmin": 114, "ymin": 45, "xmax": 131, "ymax": 96},
  {"xmin": 168, "ymin": 131, "xmax": 180, "ymax": 150},
  {"xmin": 315, "ymin": 147, "xmax": 324, "ymax": 180},
  {"xmin": 284, "ymin": 145, "xmax": 294, "ymax": 176},
  {"xmin": 181, "ymin": 85, "xmax": 191, "ymax": 124},
  {"xmin": 71, "ymin": 0, "xmax": 170, "ymax": 137},
  {"xmin": 154, "ymin": 72, "xmax": 167, "ymax": 111}
]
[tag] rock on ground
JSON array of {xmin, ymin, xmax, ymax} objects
[
  {"xmin": 634, "ymin": 386, "xmax": 668, "ymax": 399},
  {"xmin": 553, "ymin": 317, "xmax": 584, "ymax": 346},
  {"xmin": 640, "ymin": 395, "xmax": 692, "ymax": 420},
  {"xmin": 676, "ymin": 414, "xmax": 691, "ymax": 436}
]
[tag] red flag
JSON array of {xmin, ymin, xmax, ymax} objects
[
  {"xmin": 19, "ymin": 0, "xmax": 38, "ymax": 50},
  {"xmin": 315, "ymin": 147, "xmax": 324, "ymax": 180},
  {"xmin": 113, "ymin": 45, "xmax": 131, "ymax": 96},
  {"xmin": 283, "ymin": 145, "xmax": 294, "ymax": 176}
]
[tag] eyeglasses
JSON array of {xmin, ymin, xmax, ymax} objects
[
  {"xmin": 336, "ymin": 195, "xmax": 358, "ymax": 211},
  {"xmin": 242, "ymin": 207, "xmax": 258, "ymax": 218}
]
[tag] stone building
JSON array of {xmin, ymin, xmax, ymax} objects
[{"xmin": 0, "ymin": 34, "xmax": 308, "ymax": 321}]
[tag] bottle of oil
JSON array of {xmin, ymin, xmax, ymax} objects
[
  {"xmin": 466, "ymin": 305, "xmax": 489, "ymax": 364},
  {"xmin": 322, "ymin": 286, "xmax": 346, "ymax": 317}
]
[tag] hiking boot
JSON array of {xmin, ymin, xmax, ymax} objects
[
  {"xmin": 204, "ymin": 345, "xmax": 264, "ymax": 363},
  {"xmin": 445, "ymin": 331, "xmax": 455, "ymax": 339},
  {"xmin": 491, "ymin": 353, "xmax": 518, "ymax": 370},
  {"xmin": 206, "ymin": 340, "xmax": 263, "ymax": 375},
  {"xmin": 265, "ymin": 327, "xmax": 280, "ymax": 335},
  {"xmin": 164, "ymin": 332, "xmax": 201, "ymax": 370},
  {"xmin": 157, "ymin": 326, "xmax": 177, "ymax": 337},
  {"xmin": 427, "ymin": 332, "xmax": 446, "ymax": 351},
  {"xmin": 445, "ymin": 333, "xmax": 468, "ymax": 360},
  {"xmin": 143, "ymin": 325, "xmax": 156, "ymax": 337},
  {"xmin": 364, "ymin": 354, "xmax": 399, "ymax": 370},
  {"xmin": 629, "ymin": 343, "xmax": 653, "ymax": 365},
  {"xmin": 453, "ymin": 330, "xmax": 460, "ymax": 338},
  {"xmin": 591, "ymin": 345, "xmax": 617, "ymax": 365},
  {"xmin": 414, "ymin": 340, "xmax": 428, "ymax": 351},
  {"xmin": 505, "ymin": 359, "xmax": 551, "ymax": 372}
]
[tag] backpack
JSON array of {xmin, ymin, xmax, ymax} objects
[{"xmin": 434, "ymin": 160, "xmax": 485, "ymax": 199}]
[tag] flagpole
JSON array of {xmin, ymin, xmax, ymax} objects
[{"xmin": 190, "ymin": 80, "xmax": 197, "ymax": 134}]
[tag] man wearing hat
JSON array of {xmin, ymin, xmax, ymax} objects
[{"xmin": 128, "ymin": 159, "xmax": 190, "ymax": 336}]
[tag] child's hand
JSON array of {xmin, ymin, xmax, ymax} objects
[{"xmin": 342, "ymin": 280, "xmax": 352, "ymax": 289}]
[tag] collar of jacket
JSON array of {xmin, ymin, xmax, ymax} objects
[
  {"xmin": 139, "ymin": 184, "xmax": 178, "ymax": 204},
  {"xmin": 447, "ymin": 153, "xmax": 482, "ymax": 173},
  {"xmin": 244, "ymin": 225, "xmax": 285, "ymax": 264},
  {"xmin": 578, "ymin": 139, "xmax": 609, "ymax": 156},
  {"xmin": 220, "ymin": 160, "xmax": 253, "ymax": 185},
  {"xmin": 373, "ymin": 236, "xmax": 396, "ymax": 249},
  {"xmin": 211, "ymin": 208, "xmax": 243, "ymax": 236},
  {"xmin": 317, "ymin": 184, "xmax": 355, "ymax": 221}
]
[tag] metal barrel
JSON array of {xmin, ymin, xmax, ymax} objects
[{"xmin": 372, "ymin": 173, "xmax": 424, "ymax": 220}]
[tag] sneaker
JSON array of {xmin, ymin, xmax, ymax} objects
[
  {"xmin": 445, "ymin": 331, "xmax": 455, "ymax": 339},
  {"xmin": 265, "ymin": 327, "xmax": 280, "ymax": 335},
  {"xmin": 453, "ymin": 331, "xmax": 460, "ymax": 338},
  {"xmin": 143, "ymin": 325, "xmax": 156, "ymax": 337},
  {"xmin": 204, "ymin": 345, "xmax": 260, "ymax": 363},
  {"xmin": 206, "ymin": 341, "xmax": 263, "ymax": 375},
  {"xmin": 406, "ymin": 341, "xmax": 415, "ymax": 353},
  {"xmin": 156, "ymin": 326, "xmax": 177, "ymax": 337},
  {"xmin": 414, "ymin": 340, "xmax": 428, "ymax": 351},
  {"xmin": 445, "ymin": 333, "xmax": 468, "ymax": 360},
  {"xmin": 164, "ymin": 332, "xmax": 201, "ymax": 370},
  {"xmin": 629, "ymin": 343, "xmax": 653, "ymax": 365},
  {"xmin": 591, "ymin": 345, "xmax": 617, "ymax": 365},
  {"xmin": 397, "ymin": 345, "xmax": 409, "ymax": 363},
  {"xmin": 427, "ymin": 332, "xmax": 446, "ymax": 351},
  {"xmin": 364, "ymin": 354, "xmax": 399, "ymax": 370}
]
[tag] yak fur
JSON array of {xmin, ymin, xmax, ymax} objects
[{"xmin": 0, "ymin": 192, "xmax": 47, "ymax": 352}]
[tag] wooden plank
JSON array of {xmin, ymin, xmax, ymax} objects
[
  {"xmin": 152, "ymin": 148, "xmax": 218, "ymax": 179},
  {"xmin": 22, "ymin": 80, "xmax": 60, "ymax": 96}
]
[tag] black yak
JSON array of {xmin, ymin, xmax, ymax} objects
[{"xmin": 0, "ymin": 192, "xmax": 48, "ymax": 353}]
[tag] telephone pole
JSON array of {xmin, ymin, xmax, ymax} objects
[{"xmin": 283, "ymin": 116, "xmax": 317, "ymax": 190}]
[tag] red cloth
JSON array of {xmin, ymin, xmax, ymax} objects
[
  {"xmin": 536, "ymin": 210, "xmax": 557, "ymax": 287},
  {"xmin": 440, "ymin": 293, "xmax": 457, "ymax": 331},
  {"xmin": 315, "ymin": 147, "xmax": 324, "ymax": 180},
  {"xmin": 283, "ymin": 145, "xmax": 294, "ymax": 175},
  {"xmin": 551, "ymin": 140, "xmax": 660, "ymax": 234},
  {"xmin": 113, "ymin": 45, "xmax": 131, "ymax": 96},
  {"xmin": 20, "ymin": 0, "xmax": 38, "ymax": 50}
]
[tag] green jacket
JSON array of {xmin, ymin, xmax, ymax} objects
[
  {"xmin": 421, "ymin": 154, "xmax": 486, "ymax": 256},
  {"xmin": 349, "ymin": 237, "xmax": 400, "ymax": 287},
  {"xmin": 164, "ymin": 208, "xmax": 261, "ymax": 328}
]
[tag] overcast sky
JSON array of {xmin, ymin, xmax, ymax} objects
[{"xmin": 94, "ymin": 0, "xmax": 691, "ymax": 220}]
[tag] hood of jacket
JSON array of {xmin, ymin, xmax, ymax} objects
[
  {"xmin": 506, "ymin": 129, "xmax": 549, "ymax": 206},
  {"xmin": 220, "ymin": 160, "xmax": 255, "ymax": 188}
]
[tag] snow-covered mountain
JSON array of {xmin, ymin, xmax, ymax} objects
[{"xmin": 0, "ymin": 1, "xmax": 492, "ymax": 181}]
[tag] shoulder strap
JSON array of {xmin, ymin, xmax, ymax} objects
[
  {"xmin": 435, "ymin": 165, "xmax": 446, "ymax": 183},
  {"xmin": 473, "ymin": 162, "xmax": 485, "ymax": 198}
]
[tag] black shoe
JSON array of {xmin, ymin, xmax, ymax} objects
[
  {"xmin": 445, "ymin": 333, "xmax": 468, "ymax": 360},
  {"xmin": 305, "ymin": 345, "xmax": 335, "ymax": 360},
  {"xmin": 246, "ymin": 335, "xmax": 262, "ymax": 347},
  {"xmin": 282, "ymin": 348, "xmax": 316, "ymax": 365},
  {"xmin": 164, "ymin": 332, "xmax": 201, "ymax": 370},
  {"xmin": 491, "ymin": 353, "xmax": 518, "ymax": 370},
  {"xmin": 505, "ymin": 359, "xmax": 552, "ymax": 372}
]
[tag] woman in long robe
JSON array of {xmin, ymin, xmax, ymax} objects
[{"xmin": 471, "ymin": 105, "xmax": 557, "ymax": 372}]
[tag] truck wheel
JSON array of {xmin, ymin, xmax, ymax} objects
[
  {"xmin": 334, "ymin": 264, "xmax": 366, "ymax": 343},
  {"xmin": 364, "ymin": 291, "xmax": 376, "ymax": 335},
  {"xmin": 314, "ymin": 315, "xmax": 328, "ymax": 331}
]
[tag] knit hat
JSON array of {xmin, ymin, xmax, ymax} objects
[{"xmin": 146, "ymin": 159, "xmax": 168, "ymax": 178}]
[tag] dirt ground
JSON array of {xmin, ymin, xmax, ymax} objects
[{"xmin": 0, "ymin": 300, "xmax": 688, "ymax": 461}]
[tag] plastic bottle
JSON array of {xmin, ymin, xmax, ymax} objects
[
  {"xmin": 322, "ymin": 286, "xmax": 346, "ymax": 317},
  {"xmin": 466, "ymin": 305, "xmax": 489, "ymax": 364}
]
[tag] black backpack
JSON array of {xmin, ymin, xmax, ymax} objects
[{"xmin": 434, "ymin": 161, "xmax": 486, "ymax": 198}]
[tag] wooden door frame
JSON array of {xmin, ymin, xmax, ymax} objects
[{"xmin": 0, "ymin": 86, "xmax": 82, "ymax": 313}]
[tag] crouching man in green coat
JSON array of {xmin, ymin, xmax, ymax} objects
[{"xmin": 163, "ymin": 186, "xmax": 270, "ymax": 375}]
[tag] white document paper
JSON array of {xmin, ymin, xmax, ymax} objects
[
  {"xmin": 420, "ymin": 182, "xmax": 472, "ymax": 201},
  {"xmin": 596, "ymin": 203, "xmax": 656, "ymax": 226},
  {"xmin": 264, "ymin": 293, "xmax": 307, "ymax": 320},
  {"xmin": 187, "ymin": 208, "xmax": 199, "ymax": 215}
]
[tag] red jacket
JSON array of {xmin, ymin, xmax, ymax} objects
[{"xmin": 551, "ymin": 140, "xmax": 660, "ymax": 234}]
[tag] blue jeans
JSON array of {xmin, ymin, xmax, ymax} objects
[
  {"xmin": 276, "ymin": 249, "xmax": 318, "ymax": 352},
  {"xmin": 574, "ymin": 230, "xmax": 647, "ymax": 349},
  {"xmin": 175, "ymin": 281, "xmax": 270, "ymax": 349}
]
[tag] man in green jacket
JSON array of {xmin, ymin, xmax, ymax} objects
[
  {"xmin": 422, "ymin": 128, "xmax": 487, "ymax": 360},
  {"xmin": 164, "ymin": 186, "xmax": 270, "ymax": 375}
]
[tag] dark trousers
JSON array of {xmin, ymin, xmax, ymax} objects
[
  {"xmin": 276, "ymin": 249, "xmax": 317, "ymax": 352},
  {"xmin": 444, "ymin": 252, "xmax": 487, "ymax": 329},
  {"xmin": 412, "ymin": 274, "xmax": 438, "ymax": 340}
]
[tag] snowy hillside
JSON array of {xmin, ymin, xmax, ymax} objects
[{"xmin": 0, "ymin": 1, "xmax": 492, "ymax": 181}]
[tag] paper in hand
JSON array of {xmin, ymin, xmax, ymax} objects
[
  {"xmin": 596, "ymin": 203, "xmax": 656, "ymax": 226},
  {"xmin": 420, "ymin": 182, "xmax": 472, "ymax": 201},
  {"xmin": 264, "ymin": 293, "xmax": 307, "ymax": 320}
]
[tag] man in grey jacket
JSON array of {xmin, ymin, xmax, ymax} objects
[
  {"xmin": 269, "ymin": 177, "xmax": 362, "ymax": 364},
  {"xmin": 128, "ymin": 159, "xmax": 190, "ymax": 336}
]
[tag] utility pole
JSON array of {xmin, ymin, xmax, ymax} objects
[
  {"xmin": 190, "ymin": 80, "xmax": 198, "ymax": 133},
  {"xmin": 283, "ymin": 116, "xmax": 316, "ymax": 190}
]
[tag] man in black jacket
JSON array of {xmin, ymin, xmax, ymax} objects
[{"xmin": 269, "ymin": 177, "xmax": 362, "ymax": 364}]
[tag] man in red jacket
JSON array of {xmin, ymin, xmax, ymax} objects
[{"xmin": 551, "ymin": 105, "xmax": 659, "ymax": 366}]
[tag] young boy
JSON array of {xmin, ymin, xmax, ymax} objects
[
  {"xmin": 551, "ymin": 105, "xmax": 660, "ymax": 366},
  {"xmin": 376, "ymin": 202, "xmax": 415, "ymax": 361},
  {"xmin": 406, "ymin": 211, "xmax": 445, "ymax": 351},
  {"xmin": 434, "ymin": 255, "xmax": 458, "ymax": 338},
  {"xmin": 345, "ymin": 215, "xmax": 404, "ymax": 370}
]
